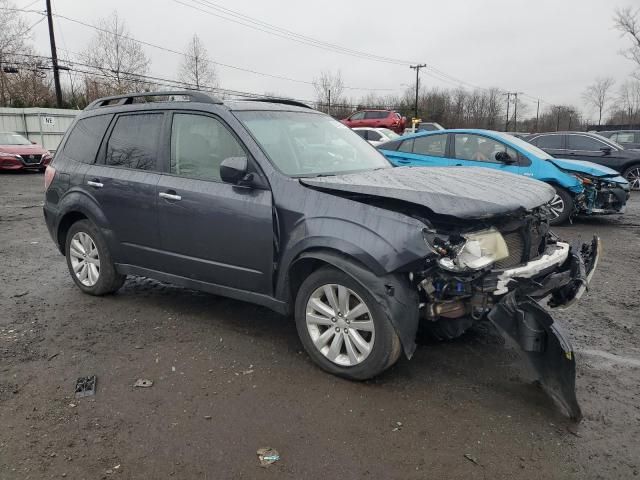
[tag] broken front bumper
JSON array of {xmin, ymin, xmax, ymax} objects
[{"xmin": 486, "ymin": 236, "xmax": 600, "ymax": 420}]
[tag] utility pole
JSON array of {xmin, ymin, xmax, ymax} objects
[
  {"xmin": 503, "ymin": 92, "xmax": 511, "ymax": 131},
  {"xmin": 46, "ymin": 0, "xmax": 63, "ymax": 108},
  {"xmin": 513, "ymin": 92, "xmax": 519, "ymax": 132},
  {"xmin": 327, "ymin": 89, "xmax": 331, "ymax": 116},
  {"xmin": 535, "ymin": 99, "xmax": 540, "ymax": 132},
  {"xmin": 409, "ymin": 64, "xmax": 426, "ymax": 121}
]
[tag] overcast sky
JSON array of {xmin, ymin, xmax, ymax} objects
[{"xmin": 25, "ymin": 0, "xmax": 638, "ymax": 120}]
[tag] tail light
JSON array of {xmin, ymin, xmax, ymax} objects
[{"xmin": 44, "ymin": 165, "xmax": 56, "ymax": 190}]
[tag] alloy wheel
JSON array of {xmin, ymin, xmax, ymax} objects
[
  {"xmin": 548, "ymin": 194, "xmax": 565, "ymax": 218},
  {"xmin": 305, "ymin": 284, "xmax": 375, "ymax": 367},
  {"xmin": 69, "ymin": 231, "xmax": 101, "ymax": 287},
  {"xmin": 625, "ymin": 167, "xmax": 640, "ymax": 191}
]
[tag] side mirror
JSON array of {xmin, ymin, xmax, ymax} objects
[
  {"xmin": 495, "ymin": 151, "xmax": 516, "ymax": 164},
  {"xmin": 31, "ymin": 140, "xmax": 37, "ymax": 145},
  {"xmin": 600, "ymin": 146, "xmax": 612, "ymax": 155},
  {"xmin": 220, "ymin": 156, "xmax": 248, "ymax": 185}
]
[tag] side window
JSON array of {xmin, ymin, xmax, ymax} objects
[
  {"xmin": 413, "ymin": 134, "xmax": 447, "ymax": 157},
  {"xmin": 567, "ymin": 135, "xmax": 605, "ymax": 151},
  {"xmin": 62, "ymin": 115, "xmax": 111, "ymax": 164},
  {"xmin": 105, "ymin": 113, "xmax": 163, "ymax": 170},
  {"xmin": 397, "ymin": 138, "xmax": 414, "ymax": 153},
  {"xmin": 535, "ymin": 135, "xmax": 563, "ymax": 149},
  {"xmin": 367, "ymin": 131, "xmax": 382, "ymax": 141},
  {"xmin": 364, "ymin": 111, "xmax": 388, "ymax": 119},
  {"xmin": 170, "ymin": 113, "xmax": 245, "ymax": 182},
  {"xmin": 453, "ymin": 134, "xmax": 516, "ymax": 163},
  {"xmin": 353, "ymin": 130, "xmax": 367, "ymax": 139},
  {"xmin": 615, "ymin": 132, "xmax": 634, "ymax": 144},
  {"xmin": 350, "ymin": 112, "xmax": 365, "ymax": 120}
]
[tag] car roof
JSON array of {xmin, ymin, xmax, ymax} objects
[{"xmin": 398, "ymin": 128, "xmax": 512, "ymax": 141}]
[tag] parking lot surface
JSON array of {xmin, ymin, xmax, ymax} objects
[{"xmin": 1, "ymin": 172, "xmax": 639, "ymax": 479}]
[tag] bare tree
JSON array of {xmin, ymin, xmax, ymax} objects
[
  {"xmin": 313, "ymin": 70, "xmax": 344, "ymax": 114},
  {"xmin": 178, "ymin": 34, "xmax": 218, "ymax": 90},
  {"xmin": 582, "ymin": 77, "xmax": 615, "ymax": 125},
  {"xmin": 82, "ymin": 11, "xmax": 150, "ymax": 96},
  {"xmin": 614, "ymin": 7, "xmax": 640, "ymax": 78},
  {"xmin": 0, "ymin": 0, "xmax": 31, "ymax": 106}
]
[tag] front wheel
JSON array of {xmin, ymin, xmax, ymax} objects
[
  {"xmin": 548, "ymin": 187, "xmax": 574, "ymax": 226},
  {"xmin": 294, "ymin": 267, "xmax": 401, "ymax": 380},
  {"xmin": 622, "ymin": 164, "xmax": 640, "ymax": 191}
]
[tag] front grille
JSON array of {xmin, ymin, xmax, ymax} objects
[
  {"xmin": 495, "ymin": 232, "xmax": 524, "ymax": 269},
  {"xmin": 22, "ymin": 154, "xmax": 42, "ymax": 164}
]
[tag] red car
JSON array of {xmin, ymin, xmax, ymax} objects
[
  {"xmin": 341, "ymin": 110, "xmax": 406, "ymax": 134},
  {"xmin": 0, "ymin": 132, "xmax": 52, "ymax": 172}
]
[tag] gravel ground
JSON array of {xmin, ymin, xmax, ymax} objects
[{"xmin": 1, "ymin": 171, "xmax": 638, "ymax": 479}]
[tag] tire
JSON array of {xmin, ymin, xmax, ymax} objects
[
  {"xmin": 622, "ymin": 164, "xmax": 640, "ymax": 191},
  {"xmin": 65, "ymin": 219, "xmax": 125, "ymax": 295},
  {"xmin": 548, "ymin": 186, "xmax": 573, "ymax": 226},
  {"xmin": 294, "ymin": 266, "xmax": 402, "ymax": 380},
  {"xmin": 422, "ymin": 317, "xmax": 474, "ymax": 341}
]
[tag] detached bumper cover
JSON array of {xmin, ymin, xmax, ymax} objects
[{"xmin": 486, "ymin": 236, "xmax": 600, "ymax": 420}]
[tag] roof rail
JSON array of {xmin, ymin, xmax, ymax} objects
[
  {"xmin": 85, "ymin": 90, "xmax": 223, "ymax": 110},
  {"xmin": 246, "ymin": 98, "xmax": 313, "ymax": 109}
]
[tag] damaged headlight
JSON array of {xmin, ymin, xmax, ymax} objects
[{"xmin": 438, "ymin": 228, "xmax": 509, "ymax": 271}]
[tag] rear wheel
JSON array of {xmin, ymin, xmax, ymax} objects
[
  {"xmin": 623, "ymin": 164, "xmax": 640, "ymax": 191},
  {"xmin": 294, "ymin": 267, "xmax": 401, "ymax": 380},
  {"xmin": 548, "ymin": 187, "xmax": 573, "ymax": 226},
  {"xmin": 65, "ymin": 220, "xmax": 125, "ymax": 295}
]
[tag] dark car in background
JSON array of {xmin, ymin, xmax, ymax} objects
[
  {"xmin": 0, "ymin": 132, "xmax": 53, "ymax": 172},
  {"xmin": 341, "ymin": 109, "xmax": 406, "ymax": 134},
  {"xmin": 526, "ymin": 131, "xmax": 640, "ymax": 190},
  {"xmin": 43, "ymin": 91, "xmax": 600, "ymax": 418},
  {"xmin": 598, "ymin": 130, "xmax": 640, "ymax": 150}
]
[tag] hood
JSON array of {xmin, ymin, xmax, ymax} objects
[
  {"xmin": 300, "ymin": 166, "xmax": 555, "ymax": 219},
  {"xmin": 549, "ymin": 158, "xmax": 620, "ymax": 178},
  {"xmin": 0, "ymin": 144, "xmax": 48, "ymax": 156}
]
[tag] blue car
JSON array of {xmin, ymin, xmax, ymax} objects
[{"xmin": 378, "ymin": 129, "xmax": 630, "ymax": 225}]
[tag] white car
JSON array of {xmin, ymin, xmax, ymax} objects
[{"xmin": 352, "ymin": 127, "xmax": 400, "ymax": 146}]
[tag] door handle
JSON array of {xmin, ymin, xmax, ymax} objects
[
  {"xmin": 396, "ymin": 159, "xmax": 411, "ymax": 164},
  {"xmin": 159, "ymin": 191, "xmax": 182, "ymax": 201},
  {"xmin": 87, "ymin": 180, "xmax": 103, "ymax": 188},
  {"xmin": 454, "ymin": 163, "xmax": 463, "ymax": 166}
]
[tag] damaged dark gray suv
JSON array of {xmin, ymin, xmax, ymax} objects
[{"xmin": 44, "ymin": 91, "xmax": 599, "ymax": 419}]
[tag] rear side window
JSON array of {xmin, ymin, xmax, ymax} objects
[
  {"xmin": 613, "ymin": 132, "xmax": 634, "ymax": 144},
  {"xmin": 62, "ymin": 115, "xmax": 111, "ymax": 164},
  {"xmin": 413, "ymin": 134, "xmax": 447, "ymax": 157},
  {"xmin": 534, "ymin": 135, "xmax": 563, "ymax": 149},
  {"xmin": 364, "ymin": 111, "xmax": 389, "ymax": 119},
  {"xmin": 105, "ymin": 113, "xmax": 163, "ymax": 170}
]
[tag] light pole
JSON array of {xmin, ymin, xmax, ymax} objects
[{"xmin": 409, "ymin": 64, "xmax": 426, "ymax": 121}]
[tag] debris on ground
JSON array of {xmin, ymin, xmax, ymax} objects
[
  {"xmin": 257, "ymin": 447, "xmax": 280, "ymax": 467},
  {"xmin": 133, "ymin": 379, "xmax": 153, "ymax": 388},
  {"xmin": 204, "ymin": 415, "xmax": 212, "ymax": 420},
  {"xmin": 392, "ymin": 421, "xmax": 403, "ymax": 432},
  {"xmin": 11, "ymin": 291, "xmax": 28, "ymax": 298},
  {"xmin": 74, "ymin": 375, "xmax": 97, "ymax": 398},
  {"xmin": 464, "ymin": 453, "xmax": 479, "ymax": 465}
]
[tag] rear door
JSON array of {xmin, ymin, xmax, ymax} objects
[
  {"xmin": 363, "ymin": 111, "xmax": 388, "ymax": 128},
  {"xmin": 155, "ymin": 111, "xmax": 273, "ymax": 294},
  {"xmin": 451, "ymin": 133, "xmax": 523, "ymax": 175},
  {"xmin": 383, "ymin": 133, "xmax": 451, "ymax": 167},
  {"xmin": 84, "ymin": 111, "xmax": 165, "ymax": 268}
]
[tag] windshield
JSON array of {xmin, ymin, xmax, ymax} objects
[
  {"xmin": 0, "ymin": 132, "xmax": 31, "ymax": 145},
  {"xmin": 378, "ymin": 128, "xmax": 399, "ymax": 139},
  {"xmin": 492, "ymin": 131, "xmax": 554, "ymax": 159},
  {"xmin": 235, "ymin": 111, "xmax": 391, "ymax": 176}
]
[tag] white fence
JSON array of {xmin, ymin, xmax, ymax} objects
[{"xmin": 0, "ymin": 107, "xmax": 79, "ymax": 152}]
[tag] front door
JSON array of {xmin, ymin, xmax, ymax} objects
[
  {"xmin": 565, "ymin": 134, "xmax": 625, "ymax": 170},
  {"xmin": 156, "ymin": 112, "xmax": 273, "ymax": 294},
  {"xmin": 451, "ymin": 133, "xmax": 524, "ymax": 175}
]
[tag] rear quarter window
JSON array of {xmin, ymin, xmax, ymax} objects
[{"xmin": 61, "ymin": 115, "xmax": 112, "ymax": 164}]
